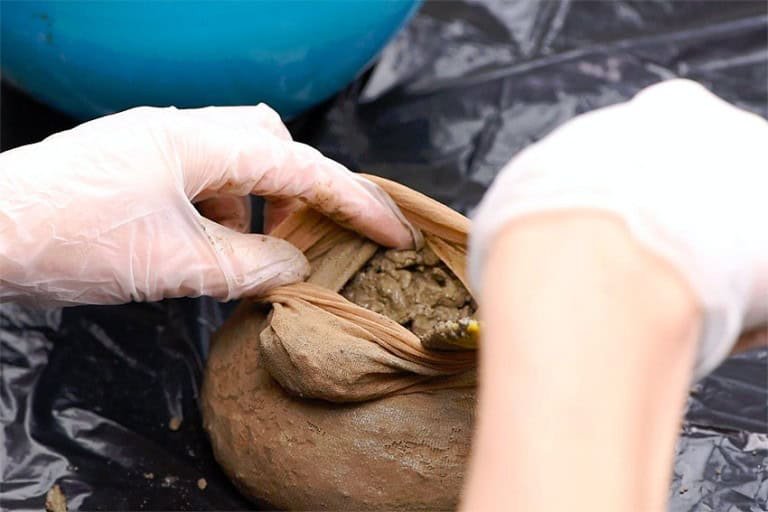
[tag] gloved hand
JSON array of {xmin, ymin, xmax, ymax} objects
[
  {"xmin": 469, "ymin": 79, "xmax": 768, "ymax": 379},
  {"xmin": 0, "ymin": 104, "xmax": 418, "ymax": 307}
]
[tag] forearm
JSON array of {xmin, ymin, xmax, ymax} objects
[{"xmin": 461, "ymin": 213, "xmax": 700, "ymax": 512}]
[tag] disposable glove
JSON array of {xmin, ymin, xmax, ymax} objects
[
  {"xmin": 0, "ymin": 104, "xmax": 418, "ymax": 307},
  {"xmin": 469, "ymin": 79, "xmax": 768, "ymax": 379}
]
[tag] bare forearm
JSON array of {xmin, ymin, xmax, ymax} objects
[{"xmin": 461, "ymin": 213, "xmax": 700, "ymax": 512}]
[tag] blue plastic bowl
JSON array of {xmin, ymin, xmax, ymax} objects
[{"xmin": 0, "ymin": 1, "xmax": 420, "ymax": 119}]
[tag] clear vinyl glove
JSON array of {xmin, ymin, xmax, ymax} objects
[
  {"xmin": 469, "ymin": 79, "xmax": 768, "ymax": 380},
  {"xmin": 0, "ymin": 104, "xmax": 419, "ymax": 307}
]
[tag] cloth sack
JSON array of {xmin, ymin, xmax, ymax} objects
[{"xmin": 201, "ymin": 176, "xmax": 477, "ymax": 510}]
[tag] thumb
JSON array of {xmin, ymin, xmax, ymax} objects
[{"xmin": 194, "ymin": 217, "xmax": 310, "ymax": 300}]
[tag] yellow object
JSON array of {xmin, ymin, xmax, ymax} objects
[{"xmin": 420, "ymin": 318, "xmax": 480, "ymax": 351}]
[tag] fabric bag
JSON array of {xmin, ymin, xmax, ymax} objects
[{"xmin": 202, "ymin": 176, "xmax": 477, "ymax": 510}]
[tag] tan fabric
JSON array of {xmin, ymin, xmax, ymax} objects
[
  {"xmin": 201, "ymin": 314, "xmax": 474, "ymax": 510},
  {"xmin": 256, "ymin": 175, "xmax": 477, "ymax": 402},
  {"xmin": 202, "ymin": 176, "xmax": 477, "ymax": 510}
]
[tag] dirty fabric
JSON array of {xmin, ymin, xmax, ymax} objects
[
  {"xmin": 202, "ymin": 313, "xmax": 474, "ymax": 510},
  {"xmin": 2, "ymin": 1, "xmax": 767, "ymax": 510},
  {"xmin": 202, "ymin": 182, "xmax": 479, "ymax": 509},
  {"xmin": 256, "ymin": 176, "xmax": 476, "ymax": 403}
]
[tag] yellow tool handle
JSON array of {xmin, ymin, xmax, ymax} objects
[{"xmin": 419, "ymin": 318, "xmax": 480, "ymax": 351}]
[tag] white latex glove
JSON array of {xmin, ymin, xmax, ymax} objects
[
  {"xmin": 469, "ymin": 79, "xmax": 768, "ymax": 379},
  {"xmin": 0, "ymin": 104, "xmax": 418, "ymax": 307}
]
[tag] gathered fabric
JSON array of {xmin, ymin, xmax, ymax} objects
[{"xmin": 255, "ymin": 175, "xmax": 477, "ymax": 402}]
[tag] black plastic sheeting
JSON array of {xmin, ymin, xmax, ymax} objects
[{"xmin": 1, "ymin": 1, "xmax": 766, "ymax": 511}]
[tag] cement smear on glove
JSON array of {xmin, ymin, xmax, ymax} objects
[{"xmin": 341, "ymin": 246, "xmax": 475, "ymax": 336}]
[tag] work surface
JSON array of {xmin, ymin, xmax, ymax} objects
[{"xmin": 2, "ymin": 1, "xmax": 767, "ymax": 510}]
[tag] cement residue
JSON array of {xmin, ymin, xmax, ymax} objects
[
  {"xmin": 341, "ymin": 246, "xmax": 475, "ymax": 336},
  {"xmin": 45, "ymin": 485, "xmax": 67, "ymax": 512}
]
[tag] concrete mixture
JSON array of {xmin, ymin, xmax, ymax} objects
[{"xmin": 341, "ymin": 246, "xmax": 476, "ymax": 337}]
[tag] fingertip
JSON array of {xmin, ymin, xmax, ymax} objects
[
  {"xmin": 253, "ymin": 103, "xmax": 293, "ymax": 141},
  {"xmin": 225, "ymin": 233, "xmax": 310, "ymax": 298},
  {"xmin": 392, "ymin": 227, "xmax": 424, "ymax": 250},
  {"xmin": 194, "ymin": 218, "xmax": 308, "ymax": 300},
  {"xmin": 351, "ymin": 175, "xmax": 422, "ymax": 249}
]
